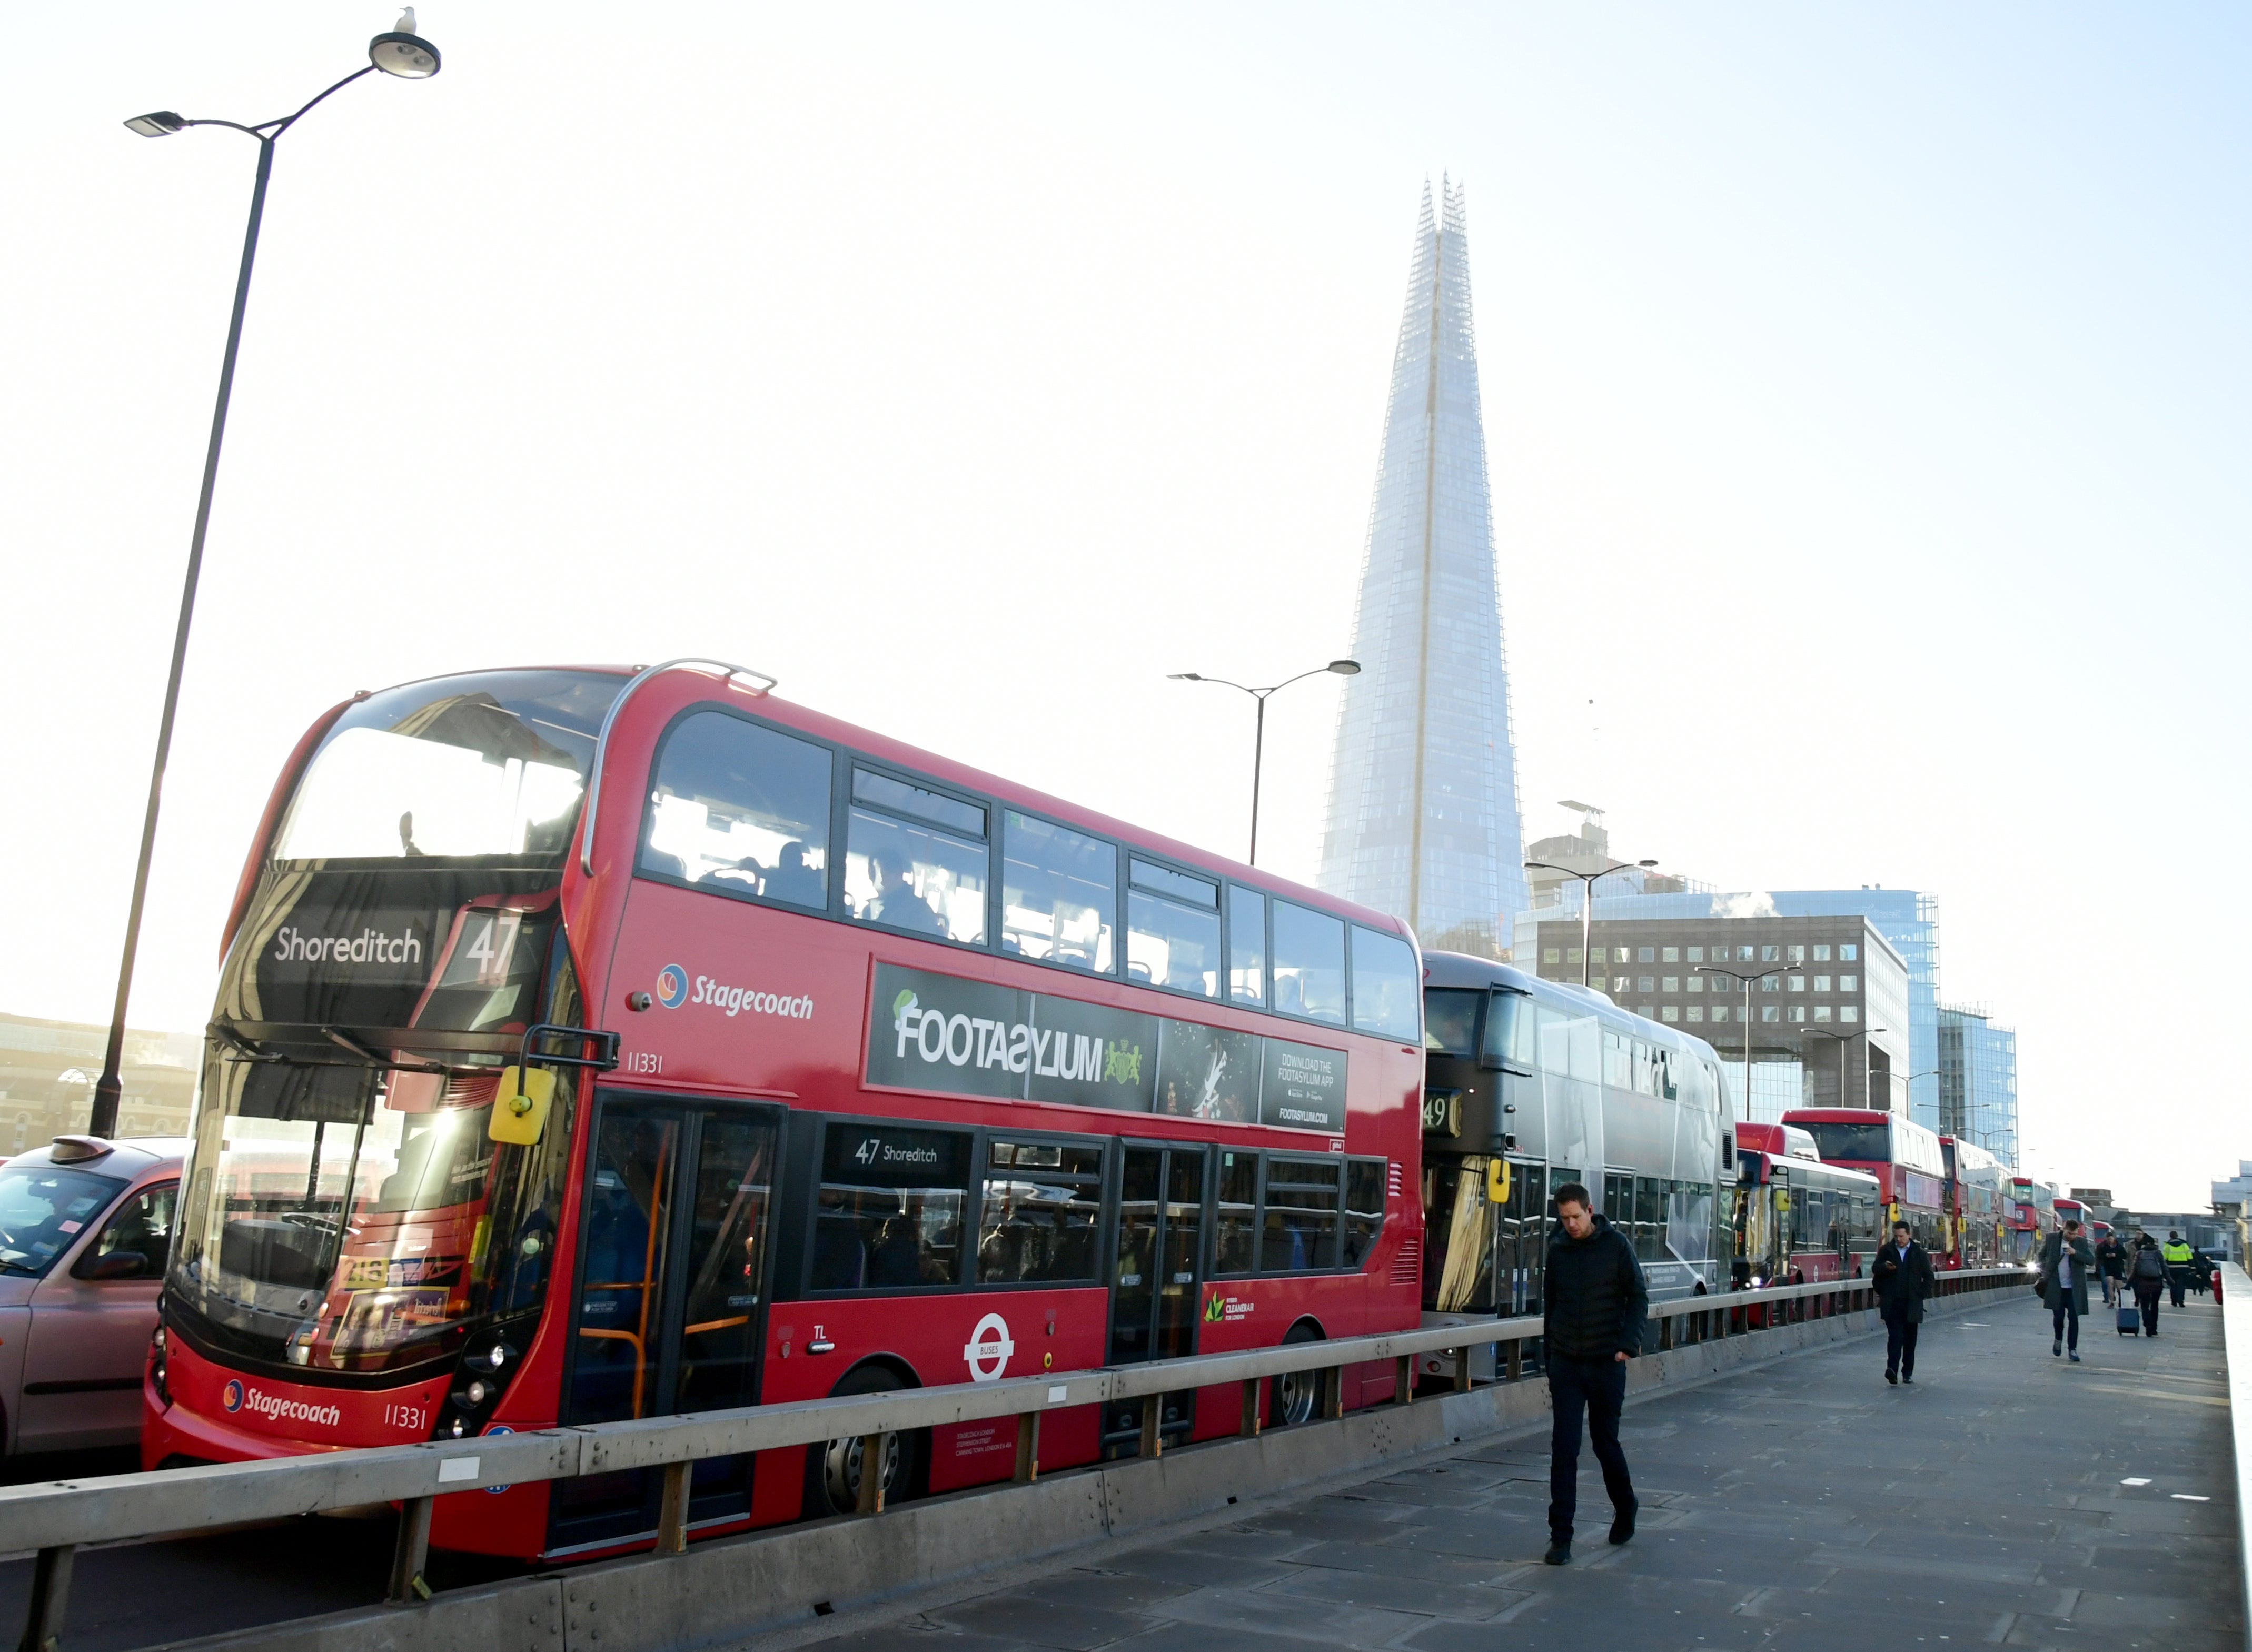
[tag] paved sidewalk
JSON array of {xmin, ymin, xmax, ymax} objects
[{"xmin": 786, "ymin": 1291, "xmax": 2239, "ymax": 1652}]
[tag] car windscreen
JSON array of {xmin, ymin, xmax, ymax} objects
[{"xmin": 0, "ymin": 1165, "xmax": 127, "ymax": 1277}]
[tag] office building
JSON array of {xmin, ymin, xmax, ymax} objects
[
  {"xmin": 0, "ymin": 1012, "xmax": 197, "ymax": 1149},
  {"xmin": 1318, "ymin": 179, "xmax": 1526, "ymax": 958},
  {"xmin": 1530, "ymin": 912, "xmax": 1910, "ymax": 1126},
  {"xmin": 1938, "ymin": 1003, "xmax": 2019, "ymax": 1167}
]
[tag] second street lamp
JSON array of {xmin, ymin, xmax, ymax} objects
[
  {"xmin": 1693, "ymin": 959, "xmax": 1781, "ymax": 1123},
  {"xmin": 1522, "ymin": 857, "xmax": 1658, "ymax": 988},
  {"xmin": 89, "ymin": 11, "xmax": 443, "ymax": 1139},
  {"xmin": 1801, "ymin": 1023, "xmax": 1886, "ymax": 1110},
  {"xmin": 1169, "ymin": 660, "xmax": 1358, "ymax": 864}
]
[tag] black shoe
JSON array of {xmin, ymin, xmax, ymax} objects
[
  {"xmin": 1544, "ymin": 1540, "xmax": 1571, "ymax": 1566},
  {"xmin": 1886, "ymin": 1369, "xmax": 1897, "ymax": 1385},
  {"xmin": 1609, "ymin": 1514, "xmax": 1635, "ymax": 1546},
  {"xmin": 1901, "ymin": 1374, "xmax": 1914, "ymax": 1385}
]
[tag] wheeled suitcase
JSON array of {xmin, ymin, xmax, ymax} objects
[{"xmin": 2118, "ymin": 1299, "xmax": 2141, "ymax": 1336}]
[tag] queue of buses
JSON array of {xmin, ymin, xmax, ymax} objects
[{"xmin": 141, "ymin": 662, "xmax": 2044, "ymax": 1565}]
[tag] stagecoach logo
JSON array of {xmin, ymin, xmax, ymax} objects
[
  {"xmin": 963, "ymin": 1312, "xmax": 1015, "ymax": 1382},
  {"xmin": 655, "ymin": 965, "xmax": 689, "ymax": 1009},
  {"xmin": 222, "ymin": 1379, "xmax": 244, "ymax": 1413},
  {"xmin": 219, "ymin": 1379, "xmax": 342, "ymax": 1429}
]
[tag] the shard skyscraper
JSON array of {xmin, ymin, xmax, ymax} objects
[{"xmin": 1318, "ymin": 180, "xmax": 1526, "ymax": 958}]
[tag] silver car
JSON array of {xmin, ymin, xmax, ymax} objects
[{"xmin": 0, "ymin": 1136, "xmax": 185, "ymax": 1454}]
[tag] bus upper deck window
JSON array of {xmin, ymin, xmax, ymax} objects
[
  {"xmin": 1271, "ymin": 901, "xmax": 1345, "ymax": 1024},
  {"xmin": 845, "ymin": 770, "xmax": 989, "ymax": 946},
  {"xmin": 641, "ymin": 711, "xmax": 832, "ymax": 908},
  {"xmin": 1000, "ymin": 811, "xmax": 1114, "ymax": 971},
  {"xmin": 1127, "ymin": 860, "xmax": 1219, "ymax": 998},
  {"xmin": 1350, "ymin": 927, "xmax": 1420, "ymax": 1042},
  {"xmin": 1424, "ymin": 989, "xmax": 1480, "ymax": 1056},
  {"xmin": 1228, "ymin": 887, "xmax": 1266, "ymax": 1007}
]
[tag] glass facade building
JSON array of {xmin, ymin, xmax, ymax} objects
[
  {"xmin": 1318, "ymin": 180, "xmax": 1526, "ymax": 957},
  {"xmin": 1938, "ymin": 1004, "xmax": 2018, "ymax": 1167}
]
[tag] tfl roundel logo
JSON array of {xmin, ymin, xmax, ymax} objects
[
  {"xmin": 654, "ymin": 966, "xmax": 689, "ymax": 1010},
  {"xmin": 222, "ymin": 1379, "xmax": 245, "ymax": 1414}
]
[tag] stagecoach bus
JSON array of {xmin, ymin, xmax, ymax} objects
[
  {"xmin": 1779, "ymin": 1108, "xmax": 1948, "ymax": 1255},
  {"xmin": 145, "ymin": 663, "xmax": 1426, "ymax": 1562},
  {"xmin": 1418, "ymin": 952, "xmax": 1727, "ymax": 1318},
  {"xmin": 1730, "ymin": 1122, "xmax": 1881, "ymax": 1287},
  {"xmin": 1940, "ymin": 1134, "xmax": 2010, "ymax": 1270}
]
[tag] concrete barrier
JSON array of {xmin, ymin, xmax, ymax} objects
[
  {"xmin": 150, "ymin": 1276, "xmax": 2014, "ymax": 1652},
  {"xmin": 2220, "ymin": 1261, "xmax": 2252, "ymax": 1652}
]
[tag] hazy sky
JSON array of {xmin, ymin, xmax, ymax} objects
[{"xmin": 5, "ymin": 6, "xmax": 2246, "ymax": 1208}]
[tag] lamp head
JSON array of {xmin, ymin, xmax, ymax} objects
[
  {"xmin": 124, "ymin": 111, "xmax": 186, "ymax": 138},
  {"xmin": 370, "ymin": 8, "xmax": 441, "ymax": 77},
  {"xmin": 1327, "ymin": 659, "xmax": 1361, "ymax": 676},
  {"xmin": 1637, "ymin": 858, "xmax": 1658, "ymax": 868},
  {"xmin": 1168, "ymin": 672, "xmax": 1203, "ymax": 682}
]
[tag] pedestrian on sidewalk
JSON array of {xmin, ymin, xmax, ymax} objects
[
  {"xmin": 1872, "ymin": 1219, "xmax": 1934, "ymax": 1384},
  {"xmin": 2095, "ymin": 1229, "xmax": 2125, "ymax": 1308},
  {"xmin": 2189, "ymin": 1245, "xmax": 2213, "ymax": 1298},
  {"xmin": 1541, "ymin": 1182, "xmax": 1646, "ymax": 1568},
  {"xmin": 2130, "ymin": 1232, "xmax": 2167, "ymax": 1336},
  {"xmin": 2164, "ymin": 1231, "xmax": 2193, "ymax": 1308},
  {"xmin": 2040, "ymin": 1218, "xmax": 2095, "ymax": 1362}
]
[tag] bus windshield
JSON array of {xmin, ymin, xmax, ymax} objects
[
  {"xmin": 1797, "ymin": 1119, "xmax": 1891, "ymax": 1164},
  {"xmin": 168, "ymin": 1057, "xmax": 572, "ymax": 1378},
  {"xmin": 273, "ymin": 670, "xmax": 622, "ymax": 864}
]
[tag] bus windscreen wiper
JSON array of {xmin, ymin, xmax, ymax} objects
[{"xmin": 210, "ymin": 1020, "xmax": 286, "ymax": 1063}]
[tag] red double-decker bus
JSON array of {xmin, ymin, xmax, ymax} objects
[
  {"xmin": 1729, "ymin": 1122, "xmax": 1881, "ymax": 1287},
  {"xmin": 1939, "ymin": 1135, "xmax": 2009, "ymax": 1269},
  {"xmin": 2007, "ymin": 1176, "xmax": 2056, "ymax": 1263},
  {"xmin": 1779, "ymin": 1109, "xmax": 1947, "ymax": 1255},
  {"xmin": 145, "ymin": 663, "xmax": 1425, "ymax": 1561}
]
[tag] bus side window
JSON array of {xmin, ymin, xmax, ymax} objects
[
  {"xmin": 810, "ymin": 1123, "xmax": 972, "ymax": 1290},
  {"xmin": 978, "ymin": 1139, "xmax": 1103, "ymax": 1283},
  {"xmin": 641, "ymin": 710, "xmax": 834, "ymax": 909},
  {"xmin": 1001, "ymin": 810, "xmax": 1114, "ymax": 971},
  {"xmin": 1341, "ymin": 1160, "xmax": 1386, "ymax": 1268},
  {"xmin": 1213, "ymin": 1152, "xmax": 1259, "ymax": 1274},
  {"xmin": 1227, "ymin": 887, "xmax": 1266, "ymax": 1007},
  {"xmin": 1261, "ymin": 1159, "xmax": 1340, "ymax": 1272},
  {"xmin": 1271, "ymin": 902, "xmax": 1346, "ymax": 1024},
  {"xmin": 846, "ymin": 771, "xmax": 990, "ymax": 946}
]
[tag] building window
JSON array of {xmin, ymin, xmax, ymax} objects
[
  {"xmin": 1840, "ymin": 944, "xmax": 1858, "ymax": 962},
  {"xmin": 1591, "ymin": 948, "xmax": 1607, "ymax": 965},
  {"xmin": 1841, "ymin": 1005, "xmax": 1859, "ymax": 1023},
  {"xmin": 1814, "ymin": 1004, "xmax": 1832, "ymax": 1022},
  {"xmin": 1662, "ymin": 947, "xmax": 1679, "ymax": 963},
  {"xmin": 1638, "ymin": 947, "xmax": 1655, "ymax": 963},
  {"xmin": 1613, "ymin": 976, "xmax": 1631, "ymax": 992},
  {"xmin": 1687, "ymin": 976, "xmax": 1703, "ymax": 992},
  {"xmin": 1639, "ymin": 1005, "xmax": 1655, "ymax": 1019},
  {"xmin": 1788, "ymin": 975, "xmax": 1805, "ymax": 992},
  {"xmin": 1688, "ymin": 1006, "xmax": 1704, "ymax": 1022},
  {"xmin": 1789, "ymin": 1005, "xmax": 1807, "ymax": 1023},
  {"xmin": 1687, "ymin": 946, "xmax": 1704, "ymax": 962},
  {"xmin": 1662, "ymin": 1006, "xmax": 1680, "ymax": 1023},
  {"xmin": 1638, "ymin": 976, "xmax": 1654, "ymax": 993},
  {"xmin": 1662, "ymin": 977, "xmax": 1679, "ymax": 993},
  {"xmin": 1711, "ymin": 1005, "xmax": 1729, "ymax": 1023},
  {"xmin": 1566, "ymin": 948, "xmax": 1582, "ymax": 966},
  {"xmin": 1840, "ymin": 974, "xmax": 1858, "ymax": 993},
  {"xmin": 1761, "ymin": 1005, "xmax": 1780, "ymax": 1023},
  {"xmin": 1787, "ymin": 945, "xmax": 1805, "ymax": 964},
  {"xmin": 1738, "ymin": 945, "xmax": 1754, "ymax": 962},
  {"xmin": 1761, "ymin": 945, "xmax": 1779, "ymax": 962},
  {"xmin": 1544, "ymin": 948, "xmax": 1560, "ymax": 964},
  {"xmin": 1813, "ymin": 975, "xmax": 1831, "ymax": 993},
  {"xmin": 1762, "ymin": 974, "xmax": 1780, "ymax": 991},
  {"xmin": 1813, "ymin": 944, "xmax": 1831, "ymax": 962}
]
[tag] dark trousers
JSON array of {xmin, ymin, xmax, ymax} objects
[
  {"xmin": 2169, "ymin": 1270, "xmax": 2187, "ymax": 1308},
  {"xmin": 1884, "ymin": 1310, "xmax": 1919, "ymax": 1377},
  {"xmin": 2051, "ymin": 1301, "xmax": 2080, "ymax": 1351},
  {"xmin": 1547, "ymin": 1354, "xmax": 1634, "ymax": 1540},
  {"xmin": 2136, "ymin": 1284, "xmax": 2161, "ymax": 1333}
]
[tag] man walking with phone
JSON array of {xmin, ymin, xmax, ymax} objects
[
  {"xmin": 1872, "ymin": 1219, "xmax": 1935, "ymax": 1384},
  {"xmin": 1541, "ymin": 1182, "xmax": 1648, "ymax": 1567}
]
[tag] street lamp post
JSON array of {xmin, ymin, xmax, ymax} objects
[
  {"xmin": 1168, "ymin": 660, "xmax": 1359, "ymax": 864},
  {"xmin": 88, "ymin": 13, "xmax": 443, "ymax": 1140},
  {"xmin": 1522, "ymin": 858, "xmax": 1658, "ymax": 987},
  {"xmin": 1693, "ymin": 960, "xmax": 1782, "ymax": 1122},
  {"xmin": 1800, "ymin": 1024, "xmax": 1886, "ymax": 1110}
]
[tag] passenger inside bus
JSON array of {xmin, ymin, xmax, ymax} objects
[
  {"xmin": 762, "ymin": 840, "xmax": 825, "ymax": 908},
  {"xmin": 862, "ymin": 849, "xmax": 946, "ymax": 937}
]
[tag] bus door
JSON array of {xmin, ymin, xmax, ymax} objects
[
  {"xmin": 551, "ymin": 1091, "xmax": 780, "ymax": 1549},
  {"xmin": 1103, "ymin": 1141, "xmax": 1206, "ymax": 1456},
  {"xmin": 1497, "ymin": 1159, "xmax": 1544, "ymax": 1316}
]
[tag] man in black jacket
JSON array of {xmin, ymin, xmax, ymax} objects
[
  {"xmin": 1872, "ymin": 1219, "xmax": 1936, "ymax": 1382},
  {"xmin": 1541, "ymin": 1182, "xmax": 1647, "ymax": 1567}
]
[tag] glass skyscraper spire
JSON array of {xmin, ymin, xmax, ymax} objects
[{"xmin": 1319, "ymin": 180, "xmax": 1526, "ymax": 955}]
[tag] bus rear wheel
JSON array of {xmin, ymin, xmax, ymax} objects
[
  {"xmin": 805, "ymin": 1365, "xmax": 924, "ymax": 1518},
  {"xmin": 1269, "ymin": 1322, "xmax": 1323, "ymax": 1428}
]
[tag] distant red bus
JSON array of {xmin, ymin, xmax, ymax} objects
[
  {"xmin": 2008, "ymin": 1176, "xmax": 2056, "ymax": 1263},
  {"xmin": 1939, "ymin": 1135, "xmax": 2009, "ymax": 1270},
  {"xmin": 147, "ymin": 664, "xmax": 1426, "ymax": 1563},
  {"xmin": 1730, "ymin": 1122, "xmax": 1880, "ymax": 1287},
  {"xmin": 1780, "ymin": 1109, "xmax": 1948, "ymax": 1255}
]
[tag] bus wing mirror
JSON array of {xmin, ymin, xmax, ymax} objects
[{"xmin": 490, "ymin": 1065, "xmax": 557, "ymax": 1145}]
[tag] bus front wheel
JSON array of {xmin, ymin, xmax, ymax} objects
[{"xmin": 805, "ymin": 1365, "xmax": 925, "ymax": 1518}]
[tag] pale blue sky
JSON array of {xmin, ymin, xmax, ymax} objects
[{"xmin": 4, "ymin": 5, "xmax": 2244, "ymax": 1205}]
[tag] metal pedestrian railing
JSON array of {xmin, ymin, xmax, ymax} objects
[{"xmin": 1, "ymin": 1265, "xmax": 2025, "ymax": 1650}]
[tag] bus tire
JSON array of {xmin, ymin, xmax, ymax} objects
[
  {"xmin": 804, "ymin": 1364, "xmax": 925, "ymax": 1519},
  {"xmin": 1268, "ymin": 1321, "xmax": 1323, "ymax": 1429}
]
